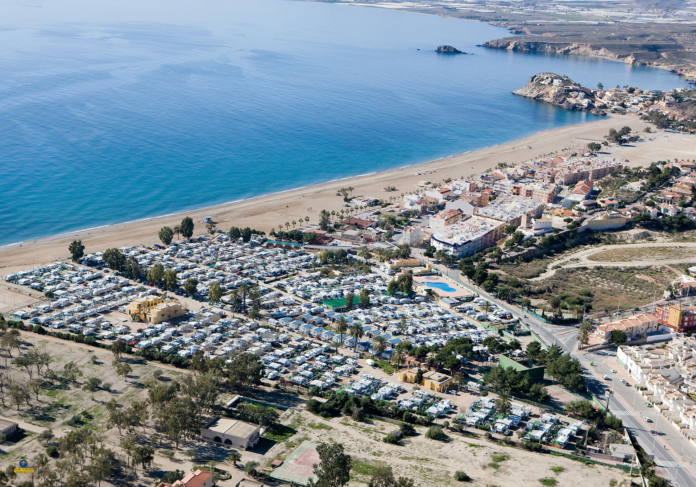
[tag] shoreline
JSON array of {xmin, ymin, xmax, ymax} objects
[
  {"xmin": 0, "ymin": 122, "xmax": 596, "ymax": 250},
  {"xmin": 6, "ymin": 112, "xmax": 694, "ymax": 276}
]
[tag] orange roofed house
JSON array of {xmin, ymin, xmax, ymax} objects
[
  {"xmin": 158, "ymin": 470, "xmax": 213, "ymax": 487},
  {"xmin": 593, "ymin": 313, "xmax": 659, "ymax": 344}
]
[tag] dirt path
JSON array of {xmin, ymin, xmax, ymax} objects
[{"xmin": 531, "ymin": 242, "xmax": 696, "ymax": 281}]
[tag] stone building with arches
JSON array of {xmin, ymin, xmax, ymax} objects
[{"xmin": 201, "ymin": 417, "xmax": 260, "ymax": 450}]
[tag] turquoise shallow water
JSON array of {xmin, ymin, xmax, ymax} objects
[{"xmin": 0, "ymin": 0, "xmax": 688, "ymax": 245}]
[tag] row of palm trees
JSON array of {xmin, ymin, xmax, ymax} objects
[{"xmin": 277, "ymin": 216, "xmax": 310, "ymax": 233}]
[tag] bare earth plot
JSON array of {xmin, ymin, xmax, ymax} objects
[
  {"xmin": 265, "ymin": 410, "xmax": 632, "ymax": 487},
  {"xmin": 532, "ymin": 242, "xmax": 696, "ymax": 281}
]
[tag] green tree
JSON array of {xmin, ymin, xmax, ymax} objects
[
  {"xmin": 229, "ymin": 227, "xmax": 241, "ymax": 241},
  {"xmin": 158, "ymin": 226, "xmax": 174, "ymax": 246},
  {"xmin": 180, "ymin": 216, "xmax": 194, "ymax": 239},
  {"xmin": 495, "ymin": 390, "xmax": 512, "ymax": 416},
  {"xmin": 102, "ymin": 248, "xmax": 126, "ymax": 272},
  {"xmin": 116, "ymin": 362, "xmax": 132, "ymax": 382},
  {"xmin": 368, "ymin": 465, "xmax": 415, "ymax": 487},
  {"xmin": 228, "ymin": 451, "xmax": 242, "ymax": 466},
  {"xmin": 504, "ymin": 224, "xmax": 518, "ymax": 235},
  {"xmin": 125, "ymin": 257, "xmax": 141, "ymax": 280},
  {"xmin": 69, "ymin": 240, "xmax": 85, "ymax": 262},
  {"xmin": 611, "ymin": 330, "xmax": 628, "ymax": 344},
  {"xmin": 307, "ymin": 442, "xmax": 352, "ymax": 487},
  {"xmin": 209, "ymin": 282, "xmax": 222, "ymax": 304},
  {"xmin": 373, "ymin": 336, "xmax": 387, "ymax": 358},
  {"xmin": 184, "ymin": 278, "xmax": 198, "ymax": 297},
  {"xmin": 359, "ymin": 288, "xmax": 370, "ymax": 307},
  {"xmin": 164, "ymin": 269, "xmax": 178, "ymax": 290},
  {"xmin": 587, "ymin": 142, "xmax": 602, "ymax": 152},
  {"xmin": 350, "ymin": 323, "xmax": 364, "ymax": 353},
  {"xmin": 344, "ymin": 291, "xmax": 354, "ymax": 311},
  {"xmin": 146, "ymin": 263, "xmax": 165, "ymax": 285},
  {"xmin": 319, "ymin": 210, "xmax": 331, "ymax": 231},
  {"xmin": 82, "ymin": 377, "xmax": 103, "ymax": 401},
  {"xmin": 111, "ymin": 340, "xmax": 127, "ymax": 361}
]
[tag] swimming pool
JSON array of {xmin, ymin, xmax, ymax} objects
[{"xmin": 423, "ymin": 281, "xmax": 457, "ymax": 293}]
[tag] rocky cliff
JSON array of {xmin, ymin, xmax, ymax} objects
[
  {"xmin": 436, "ymin": 45, "xmax": 465, "ymax": 54},
  {"xmin": 513, "ymin": 73, "xmax": 606, "ymax": 116}
]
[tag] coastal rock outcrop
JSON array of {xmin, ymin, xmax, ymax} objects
[
  {"xmin": 436, "ymin": 45, "xmax": 465, "ymax": 54},
  {"xmin": 513, "ymin": 73, "xmax": 606, "ymax": 116}
]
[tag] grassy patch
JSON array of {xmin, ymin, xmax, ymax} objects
[
  {"xmin": 44, "ymin": 389, "xmax": 59, "ymax": 398},
  {"xmin": 550, "ymin": 466, "xmax": 565, "ymax": 474},
  {"xmin": 492, "ymin": 454, "xmax": 509, "ymax": 463},
  {"xmin": 263, "ymin": 424, "xmax": 297, "ymax": 442},
  {"xmin": 372, "ymin": 359, "xmax": 396, "ymax": 375},
  {"xmin": 351, "ymin": 459, "xmax": 379, "ymax": 477},
  {"xmin": 538, "ymin": 478, "xmax": 558, "ymax": 486},
  {"xmin": 488, "ymin": 463, "xmax": 501, "ymax": 470},
  {"xmin": 307, "ymin": 422, "xmax": 332, "ymax": 431}
]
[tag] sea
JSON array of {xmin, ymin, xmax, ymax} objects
[{"xmin": 0, "ymin": 0, "xmax": 689, "ymax": 246}]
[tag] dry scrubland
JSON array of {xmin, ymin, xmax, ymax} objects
[{"xmin": 268, "ymin": 409, "xmax": 632, "ymax": 487}]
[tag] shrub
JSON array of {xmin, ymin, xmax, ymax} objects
[
  {"xmin": 538, "ymin": 478, "xmax": 558, "ymax": 486},
  {"xmin": 399, "ymin": 423, "xmax": 415, "ymax": 437},
  {"xmin": 454, "ymin": 470, "xmax": 471, "ymax": 482},
  {"xmin": 161, "ymin": 470, "xmax": 185, "ymax": 484},
  {"xmin": 425, "ymin": 426, "xmax": 447, "ymax": 441},
  {"xmin": 383, "ymin": 433, "xmax": 400, "ymax": 445},
  {"xmin": 46, "ymin": 445, "xmax": 59, "ymax": 458},
  {"xmin": 523, "ymin": 441, "xmax": 543, "ymax": 452}
]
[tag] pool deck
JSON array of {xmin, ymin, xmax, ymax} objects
[{"xmin": 414, "ymin": 276, "xmax": 471, "ymax": 298}]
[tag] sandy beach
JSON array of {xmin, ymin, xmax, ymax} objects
[{"xmin": 2, "ymin": 113, "xmax": 694, "ymax": 277}]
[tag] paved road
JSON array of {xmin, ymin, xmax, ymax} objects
[
  {"xmin": 531, "ymin": 242, "xmax": 696, "ymax": 281},
  {"xmin": 413, "ymin": 250, "xmax": 696, "ymax": 486}
]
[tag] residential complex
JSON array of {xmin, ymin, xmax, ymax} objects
[
  {"xmin": 655, "ymin": 304, "xmax": 696, "ymax": 332},
  {"xmin": 593, "ymin": 313, "xmax": 660, "ymax": 344},
  {"xmin": 474, "ymin": 194, "xmax": 544, "ymax": 226},
  {"xmin": 430, "ymin": 215, "xmax": 504, "ymax": 257}
]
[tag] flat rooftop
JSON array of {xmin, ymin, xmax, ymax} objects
[{"xmin": 205, "ymin": 417, "xmax": 258, "ymax": 439}]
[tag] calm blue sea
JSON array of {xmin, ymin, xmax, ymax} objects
[{"xmin": 0, "ymin": 0, "xmax": 688, "ymax": 245}]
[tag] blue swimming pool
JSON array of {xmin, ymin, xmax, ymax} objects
[{"xmin": 423, "ymin": 282, "xmax": 457, "ymax": 293}]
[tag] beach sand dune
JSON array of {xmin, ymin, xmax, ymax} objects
[{"xmin": 1, "ymin": 114, "xmax": 693, "ymax": 276}]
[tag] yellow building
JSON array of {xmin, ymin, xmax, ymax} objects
[
  {"xmin": 396, "ymin": 368, "xmax": 454, "ymax": 393},
  {"xmin": 587, "ymin": 211, "xmax": 627, "ymax": 231},
  {"xmin": 386, "ymin": 258, "xmax": 423, "ymax": 270},
  {"xmin": 126, "ymin": 296, "xmax": 186, "ymax": 324}
]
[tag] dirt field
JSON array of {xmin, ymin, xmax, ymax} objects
[
  {"xmin": 0, "ymin": 285, "xmax": 42, "ymax": 316},
  {"xmin": 265, "ymin": 409, "xmax": 631, "ymax": 487},
  {"xmin": 586, "ymin": 246, "xmax": 696, "ymax": 263},
  {"xmin": 533, "ymin": 266, "xmax": 675, "ymax": 312}
]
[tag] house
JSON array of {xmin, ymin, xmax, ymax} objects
[
  {"xmin": 160, "ymin": 470, "xmax": 213, "ymax": 487},
  {"xmin": 593, "ymin": 313, "xmax": 659, "ymax": 344},
  {"xmin": 655, "ymin": 303, "xmax": 696, "ymax": 331},
  {"xmin": 659, "ymin": 205, "xmax": 681, "ymax": 217},
  {"xmin": 429, "ymin": 209, "xmax": 463, "ymax": 230},
  {"xmin": 0, "ymin": 419, "xmax": 18, "ymax": 438},
  {"xmin": 587, "ymin": 211, "xmax": 627, "ymax": 231},
  {"xmin": 339, "ymin": 218, "xmax": 375, "ymax": 229},
  {"xmin": 126, "ymin": 297, "xmax": 187, "ymax": 324},
  {"xmin": 445, "ymin": 200, "xmax": 476, "ymax": 215},
  {"xmin": 202, "ymin": 417, "xmax": 260, "ymax": 449},
  {"xmin": 396, "ymin": 368, "xmax": 454, "ymax": 393},
  {"xmin": 350, "ymin": 197, "xmax": 379, "ymax": 207},
  {"xmin": 597, "ymin": 198, "xmax": 619, "ymax": 208},
  {"xmin": 399, "ymin": 226, "xmax": 424, "ymax": 246},
  {"xmin": 530, "ymin": 218, "xmax": 553, "ymax": 232}
]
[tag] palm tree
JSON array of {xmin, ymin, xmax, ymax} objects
[
  {"xmin": 481, "ymin": 301, "xmax": 492, "ymax": 315},
  {"xmin": 495, "ymin": 390, "xmax": 512, "ymax": 416},
  {"xmin": 278, "ymin": 224, "xmax": 283, "ymax": 233},
  {"xmin": 228, "ymin": 451, "xmax": 241, "ymax": 467},
  {"xmin": 391, "ymin": 349, "xmax": 406, "ymax": 371},
  {"xmin": 331, "ymin": 210, "xmax": 336, "ymax": 220},
  {"xmin": 305, "ymin": 216, "xmax": 309, "ymax": 224},
  {"xmin": 285, "ymin": 222, "xmax": 290, "ymax": 230},
  {"xmin": 336, "ymin": 316, "xmax": 348, "ymax": 353},
  {"xmin": 373, "ymin": 336, "xmax": 387, "ymax": 358},
  {"xmin": 173, "ymin": 225, "xmax": 181, "ymax": 240},
  {"xmin": 350, "ymin": 323, "xmax": 364, "ymax": 353},
  {"xmin": 292, "ymin": 220, "xmax": 297, "ymax": 228}
]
